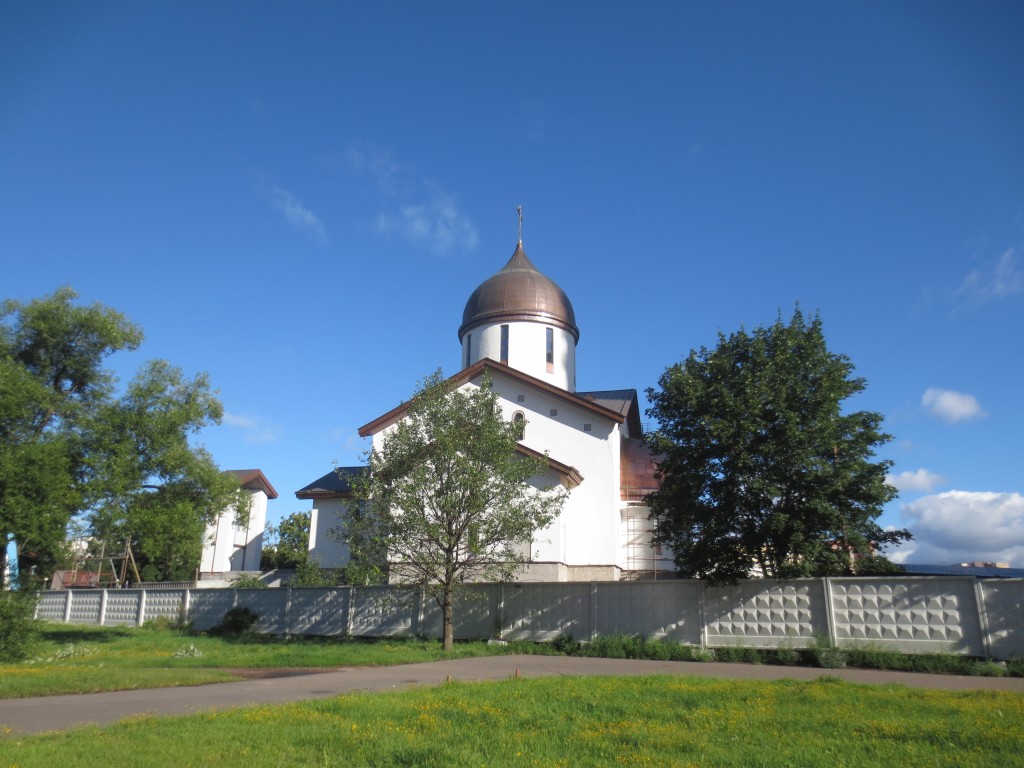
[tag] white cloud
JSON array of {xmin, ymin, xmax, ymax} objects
[
  {"xmin": 271, "ymin": 187, "xmax": 326, "ymax": 243},
  {"xmin": 223, "ymin": 411, "xmax": 283, "ymax": 445},
  {"xmin": 346, "ymin": 147, "xmax": 404, "ymax": 194},
  {"xmin": 375, "ymin": 187, "xmax": 478, "ymax": 255},
  {"xmin": 921, "ymin": 387, "xmax": 984, "ymax": 423},
  {"xmin": 895, "ymin": 490, "xmax": 1024, "ymax": 566},
  {"xmin": 959, "ymin": 247, "xmax": 1022, "ymax": 303},
  {"xmin": 886, "ymin": 468, "xmax": 946, "ymax": 493},
  {"xmin": 346, "ymin": 145, "xmax": 477, "ymax": 256}
]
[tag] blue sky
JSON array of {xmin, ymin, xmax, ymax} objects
[{"xmin": 3, "ymin": 1, "xmax": 1022, "ymax": 566}]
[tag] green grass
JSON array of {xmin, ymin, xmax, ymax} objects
[
  {"xmin": 3, "ymin": 624, "xmax": 1019, "ymax": 700},
  {"xmin": 4, "ymin": 675, "xmax": 1023, "ymax": 767},
  {"xmin": 0, "ymin": 623, "xmax": 556, "ymax": 699}
]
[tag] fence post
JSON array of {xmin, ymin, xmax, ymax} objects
[
  {"xmin": 590, "ymin": 582, "xmax": 598, "ymax": 641},
  {"xmin": 415, "ymin": 586, "xmax": 425, "ymax": 639},
  {"xmin": 137, "ymin": 588, "xmax": 148, "ymax": 627},
  {"xmin": 284, "ymin": 588, "xmax": 294, "ymax": 635},
  {"xmin": 63, "ymin": 590, "xmax": 73, "ymax": 624},
  {"xmin": 99, "ymin": 589, "xmax": 109, "ymax": 626},
  {"xmin": 697, "ymin": 579, "xmax": 707, "ymax": 648},
  {"xmin": 345, "ymin": 585, "xmax": 355, "ymax": 637},
  {"xmin": 497, "ymin": 582, "xmax": 506, "ymax": 640},
  {"xmin": 822, "ymin": 578, "xmax": 837, "ymax": 646},
  {"xmin": 181, "ymin": 588, "xmax": 191, "ymax": 626},
  {"xmin": 973, "ymin": 579, "xmax": 993, "ymax": 658}
]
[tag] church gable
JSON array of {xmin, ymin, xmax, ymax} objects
[{"xmin": 358, "ymin": 358, "xmax": 626, "ymax": 438}]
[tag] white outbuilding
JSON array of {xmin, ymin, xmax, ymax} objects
[
  {"xmin": 200, "ymin": 469, "xmax": 277, "ymax": 576},
  {"xmin": 298, "ymin": 238, "xmax": 672, "ymax": 581}
]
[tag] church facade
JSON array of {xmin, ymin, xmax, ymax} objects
[{"xmin": 298, "ymin": 239, "xmax": 672, "ymax": 581}]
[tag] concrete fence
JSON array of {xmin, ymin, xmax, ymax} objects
[{"xmin": 35, "ymin": 576, "xmax": 1024, "ymax": 660}]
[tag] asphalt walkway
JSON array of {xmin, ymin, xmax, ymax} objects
[{"xmin": 2, "ymin": 655, "xmax": 1023, "ymax": 736}]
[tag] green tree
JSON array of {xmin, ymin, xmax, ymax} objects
[
  {"xmin": 347, "ymin": 371, "xmax": 567, "ymax": 650},
  {"xmin": 261, "ymin": 511, "xmax": 313, "ymax": 570},
  {"xmin": 0, "ymin": 288, "xmax": 236, "ymax": 586},
  {"xmin": 645, "ymin": 309, "xmax": 910, "ymax": 584},
  {"xmin": 86, "ymin": 360, "xmax": 240, "ymax": 581}
]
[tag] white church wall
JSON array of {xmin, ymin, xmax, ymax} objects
[
  {"xmin": 482, "ymin": 371, "xmax": 624, "ymax": 570},
  {"xmin": 468, "ymin": 322, "xmax": 576, "ymax": 391},
  {"xmin": 309, "ymin": 498, "xmax": 352, "ymax": 567},
  {"xmin": 200, "ymin": 489, "xmax": 267, "ymax": 574}
]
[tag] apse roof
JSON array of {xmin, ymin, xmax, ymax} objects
[
  {"xmin": 459, "ymin": 242, "xmax": 578, "ymax": 342},
  {"xmin": 295, "ymin": 467, "xmax": 365, "ymax": 499}
]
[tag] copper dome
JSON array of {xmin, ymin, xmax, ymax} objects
[{"xmin": 459, "ymin": 243, "xmax": 579, "ymax": 342}]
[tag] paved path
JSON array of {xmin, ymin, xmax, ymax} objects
[{"xmin": 2, "ymin": 656, "xmax": 1023, "ymax": 736}]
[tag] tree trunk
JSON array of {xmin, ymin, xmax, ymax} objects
[{"xmin": 442, "ymin": 586, "xmax": 454, "ymax": 651}]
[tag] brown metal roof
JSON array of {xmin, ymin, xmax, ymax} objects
[
  {"xmin": 577, "ymin": 389, "xmax": 643, "ymax": 438},
  {"xmin": 358, "ymin": 359, "xmax": 627, "ymax": 437},
  {"xmin": 458, "ymin": 242, "xmax": 579, "ymax": 342},
  {"xmin": 619, "ymin": 437, "xmax": 661, "ymax": 502},
  {"xmin": 226, "ymin": 469, "xmax": 279, "ymax": 499}
]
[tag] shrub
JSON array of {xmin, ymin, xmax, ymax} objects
[
  {"xmin": 215, "ymin": 606, "xmax": 260, "ymax": 636},
  {"xmin": 1007, "ymin": 658, "xmax": 1024, "ymax": 678},
  {"xmin": 712, "ymin": 645, "xmax": 762, "ymax": 664},
  {"xmin": 231, "ymin": 574, "xmax": 268, "ymax": 589},
  {"xmin": 0, "ymin": 589, "xmax": 40, "ymax": 661},
  {"xmin": 806, "ymin": 635, "xmax": 847, "ymax": 669},
  {"xmin": 551, "ymin": 634, "xmax": 581, "ymax": 655},
  {"xmin": 142, "ymin": 615, "xmax": 184, "ymax": 632}
]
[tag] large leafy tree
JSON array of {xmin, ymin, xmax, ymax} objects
[
  {"xmin": 645, "ymin": 309, "xmax": 909, "ymax": 584},
  {"xmin": 347, "ymin": 371, "xmax": 567, "ymax": 650},
  {"xmin": 0, "ymin": 288, "xmax": 237, "ymax": 585}
]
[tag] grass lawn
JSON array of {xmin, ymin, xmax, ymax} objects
[
  {"xmin": 4, "ymin": 675, "xmax": 1023, "ymax": 767},
  {"xmin": 0, "ymin": 623, "xmax": 553, "ymax": 699}
]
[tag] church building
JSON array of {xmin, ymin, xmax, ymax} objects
[{"xmin": 298, "ymin": 234, "xmax": 672, "ymax": 581}]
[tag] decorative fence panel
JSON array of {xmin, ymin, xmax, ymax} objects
[
  {"xmin": 828, "ymin": 577, "xmax": 986, "ymax": 655},
  {"xmin": 188, "ymin": 590, "xmax": 237, "ymax": 631},
  {"xmin": 103, "ymin": 590, "xmax": 143, "ymax": 626},
  {"xmin": 32, "ymin": 577, "xmax": 1024, "ymax": 660},
  {"xmin": 977, "ymin": 579, "xmax": 1024, "ymax": 659},
  {"xmin": 143, "ymin": 589, "xmax": 189, "ymax": 625},
  {"xmin": 349, "ymin": 586, "xmax": 418, "ymax": 637},
  {"xmin": 593, "ymin": 581, "xmax": 702, "ymax": 643},
  {"xmin": 66, "ymin": 590, "xmax": 103, "ymax": 624},
  {"xmin": 704, "ymin": 580, "xmax": 827, "ymax": 649},
  {"xmin": 289, "ymin": 588, "xmax": 351, "ymax": 636},
  {"xmin": 500, "ymin": 582, "xmax": 594, "ymax": 641}
]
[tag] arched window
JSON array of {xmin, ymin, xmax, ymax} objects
[{"xmin": 512, "ymin": 411, "xmax": 526, "ymax": 440}]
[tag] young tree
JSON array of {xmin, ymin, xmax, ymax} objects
[
  {"xmin": 645, "ymin": 309, "xmax": 910, "ymax": 584},
  {"xmin": 347, "ymin": 371, "xmax": 567, "ymax": 650},
  {"xmin": 0, "ymin": 288, "xmax": 236, "ymax": 585},
  {"xmin": 261, "ymin": 511, "xmax": 313, "ymax": 570}
]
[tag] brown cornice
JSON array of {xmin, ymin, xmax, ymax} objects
[
  {"xmin": 358, "ymin": 359, "xmax": 627, "ymax": 437},
  {"xmin": 515, "ymin": 443, "xmax": 584, "ymax": 488},
  {"xmin": 295, "ymin": 488, "xmax": 352, "ymax": 500},
  {"xmin": 225, "ymin": 469, "xmax": 279, "ymax": 499}
]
